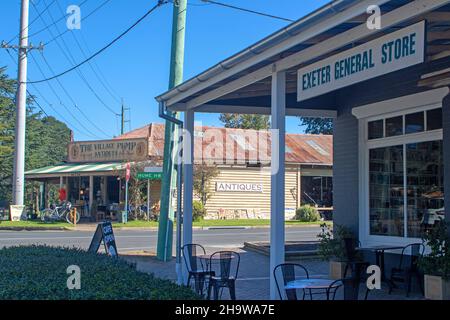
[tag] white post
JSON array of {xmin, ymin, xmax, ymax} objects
[
  {"xmin": 12, "ymin": 0, "xmax": 30, "ymax": 206},
  {"xmin": 182, "ymin": 110, "xmax": 194, "ymax": 281},
  {"xmin": 270, "ymin": 70, "xmax": 286, "ymax": 300},
  {"xmin": 89, "ymin": 176, "xmax": 94, "ymax": 216}
]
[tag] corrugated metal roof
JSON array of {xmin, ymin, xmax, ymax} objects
[
  {"xmin": 25, "ymin": 162, "xmax": 126, "ymax": 176},
  {"xmin": 116, "ymin": 123, "xmax": 333, "ymax": 165}
]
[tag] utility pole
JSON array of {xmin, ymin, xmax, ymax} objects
[
  {"xmin": 10, "ymin": 0, "xmax": 30, "ymax": 206},
  {"xmin": 157, "ymin": 0, "xmax": 187, "ymax": 262},
  {"xmin": 120, "ymin": 98, "xmax": 130, "ymax": 135}
]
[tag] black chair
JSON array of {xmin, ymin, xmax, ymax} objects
[
  {"xmin": 343, "ymin": 238, "xmax": 370, "ymax": 278},
  {"xmin": 182, "ymin": 244, "xmax": 213, "ymax": 295},
  {"xmin": 388, "ymin": 243, "xmax": 425, "ymax": 297},
  {"xmin": 206, "ymin": 251, "xmax": 240, "ymax": 300},
  {"xmin": 273, "ymin": 263, "xmax": 312, "ymax": 300},
  {"xmin": 326, "ymin": 276, "xmax": 362, "ymax": 300}
]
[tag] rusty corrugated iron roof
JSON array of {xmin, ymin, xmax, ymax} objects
[{"xmin": 115, "ymin": 123, "xmax": 332, "ymax": 165}]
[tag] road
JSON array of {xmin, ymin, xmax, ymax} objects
[{"xmin": 0, "ymin": 226, "xmax": 321, "ymax": 253}]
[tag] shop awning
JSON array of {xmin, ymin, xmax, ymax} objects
[{"xmin": 25, "ymin": 162, "xmax": 126, "ymax": 178}]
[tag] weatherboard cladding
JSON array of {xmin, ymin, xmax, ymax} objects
[{"xmin": 115, "ymin": 123, "xmax": 333, "ymax": 166}]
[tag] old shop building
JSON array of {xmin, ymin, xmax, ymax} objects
[
  {"xmin": 154, "ymin": 0, "xmax": 450, "ymax": 298},
  {"xmin": 25, "ymin": 123, "xmax": 333, "ymax": 220}
]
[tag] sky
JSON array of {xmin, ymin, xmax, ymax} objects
[{"xmin": 0, "ymin": 0, "xmax": 331, "ymax": 141}]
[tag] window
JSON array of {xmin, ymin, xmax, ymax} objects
[
  {"xmin": 427, "ymin": 108, "xmax": 443, "ymax": 131},
  {"xmin": 386, "ymin": 116, "xmax": 403, "ymax": 137},
  {"xmin": 368, "ymin": 120, "xmax": 384, "ymax": 140},
  {"xmin": 301, "ymin": 176, "xmax": 333, "ymax": 208},
  {"xmin": 405, "ymin": 112, "xmax": 424, "ymax": 134}
]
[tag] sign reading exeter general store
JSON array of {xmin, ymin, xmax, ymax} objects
[
  {"xmin": 68, "ymin": 138, "xmax": 148, "ymax": 163},
  {"xmin": 297, "ymin": 21, "xmax": 425, "ymax": 102}
]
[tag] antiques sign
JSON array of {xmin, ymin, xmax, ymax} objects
[
  {"xmin": 216, "ymin": 182, "xmax": 263, "ymax": 193},
  {"xmin": 68, "ymin": 138, "xmax": 148, "ymax": 162},
  {"xmin": 297, "ymin": 21, "xmax": 425, "ymax": 101}
]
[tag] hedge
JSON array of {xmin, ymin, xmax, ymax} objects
[{"xmin": 0, "ymin": 245, "xmax": 200, "ymax": 300}]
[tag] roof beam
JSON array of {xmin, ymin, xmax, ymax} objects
[
  {"xmin": 183, "ymin": 0, "xmax": 450, "ymax": 111},
  {"xmin": 169, "ymin": 103, "xmax": 337, "ymax": 118},
  {"xmin": 164, "ymin": 0, "xmax": 392, "ymax": 107}
]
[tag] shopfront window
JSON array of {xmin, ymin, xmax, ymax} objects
[
  {"xmin": 367, "ymin": 107, "xmax": 444, "ymax": 239},
  {"xmin": 301, "ymin": 176, "xmax": 333, "ymax": 208}
]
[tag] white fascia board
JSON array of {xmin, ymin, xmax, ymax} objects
[
  {"xmin": 178, "ymin": 0, "xmax": 450, "ymax": 111},
  {"xmin": 164, "ymin": 0, "xmax": 392, "ymax": 107},
  {"xmin": 169, "ymin": 103, "xmax": 337, "ymax": 118},
  {"xmin": 352, "ymin": 87, "xmax": 450, "ymax": 119}
]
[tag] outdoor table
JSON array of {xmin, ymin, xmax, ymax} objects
[
  {"xmin": 285, "ymin": 278, "xmax": 338, "ymax": 300},
  {"xmin": 356, "ymin": 245, "xmax": 404, "ymax": 280}
]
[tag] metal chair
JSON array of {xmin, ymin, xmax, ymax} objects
[
  {"xmin": 182, "ymin": 244, "xmax": 213, "ymax": 295},
  {"xmin": 273, "ymin": 263, "xmax": 311, "ymax": 300},
  {"xmin": 343, "ymin": 238, "xmax": 370, "ymax": 278},
  {"xmin": 326, "ymin": 277, "xmax": 361, "ymax": 300},
  {"xmin": 206, "ymin": 251, "xmax": 240, "ymax": 300},
  {"xmin": 388, "ymin": 243, "xmax": 425, "ymax": 297}
]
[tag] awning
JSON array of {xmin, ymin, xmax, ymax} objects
[{"xmin": 25, "ymin": 162, "xmax": 126, "ymax": 178}]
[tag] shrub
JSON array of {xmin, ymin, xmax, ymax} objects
[
  {"xmin": 0, "ymin": 245, "xmax": 200, "ymax": 300},
  {"xmin": 317, "ymin": 223, "xmax": 359, "ymax": 262},
  {"xmin": 193, "ymin": 201, "xmax": 206, "ymax": 221},
  {"xmin": 419, "ymin": 221, "xmax": 450, "ymax": 280},
  {"xmin": 295, "ymin": 205, "xmax": 321, "ymax": 222}
]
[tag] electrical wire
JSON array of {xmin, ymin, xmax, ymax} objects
[
  {"xmin": 201, "ymin": 0, "xmax": 294, "ymax": 22},
  {"xmin": 25, "ymin": 1, "xmax": 168, "ymax": 84}
]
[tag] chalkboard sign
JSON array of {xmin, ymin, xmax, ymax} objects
[{"xmin": 88, "ymin": 222, "xmax": 118, "ymax": 257}]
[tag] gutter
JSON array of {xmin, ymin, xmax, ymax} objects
[{"xmin": 155, "ymin": 0, "xmax": 353, "ymax": 103}]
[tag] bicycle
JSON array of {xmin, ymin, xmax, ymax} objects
[{"xmin": 40, "ymin": 201, "xmax": 80, "ymax": 224}]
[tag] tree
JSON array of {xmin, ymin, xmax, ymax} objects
[
  {"xmin": 219, "ymin": 113, "xmax": 270, "ymax": 130},
  {"xmin": 0, "ymin": 67, "xmax": 71, "ymax": 206},
  {"xmin": 193, "ymin": 164, "xmax": 220, "ymax": 206},
  {"xmin": 299, "ymin": 117, "xmax": 333, "ymax": 134}
]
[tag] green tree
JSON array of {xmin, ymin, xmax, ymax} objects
[
  {"xmin": 299, "ymin": 118, "xmax": 333, "ymax": 134},
  {"xmin": 219, "ymin": 113, "xmax": 270, "ymax": 130},
  {"xmin": 0, "ymin": 68, "xmax": 71, "ymax": 205},
  {"xmin": 193, "ymin": 164, "xmax": 220, "ymax": 206}
]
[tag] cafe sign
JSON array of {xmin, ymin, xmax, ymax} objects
[
  {"xmin": 216, "ymin": 182, "xmax": 263, "ymax": 193},
  {"xmin": 68, "ymin": 138, "xmax": 148, "ymax": 163},
  {"xmin": 297, "ymin": 21, "xmax": 425, "ymax": 102}
]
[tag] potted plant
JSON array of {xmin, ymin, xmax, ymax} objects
[
  {"xmin": 317, "ymin": 223, "xmax": 360, "ymax": 279},
  {"xmin": 419, "ymin": 221, "xmax": 450, "ymax": 300}
]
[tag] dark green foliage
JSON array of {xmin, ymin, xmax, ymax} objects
[
  {"xmin": 295, "ymin": 205, "xmax": 321, "ymax": 222},
  {"xmin": 299, "ymin": 117, "xmax": 333, "ymax": 134},
  {"xmin": 0, "ymin": 68, "xmax": 71, "ymax": 204},
  {"xmin": 419, "ymin": 221, "xmax": 450, "ymax": 280},
  {"xmin": 219, "ymin": 113, "xmax": 270, "ymax": 130},
  {"xmin": 193, "ymin": 200, "xmax": 206, "ymax": 222},
  {"xmin": 317, "ymin": 223, "xmax": 358, "ymax": 261},
  {"xmin": 193, "ymin": 164, "xmax": 220, "ymax": 206},
  {"xmin": 0, "ymin": 245, "xmax": 200, "ymax": 300}
]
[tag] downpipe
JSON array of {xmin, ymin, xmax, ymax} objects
[{"xmin": 159, "ymin": 101, "xmax": 184, "ymax": 285}]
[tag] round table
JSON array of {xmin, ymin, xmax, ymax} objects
[{"xmin": 285, "ymin": 278, "xmax": 338, "ymax": 290}]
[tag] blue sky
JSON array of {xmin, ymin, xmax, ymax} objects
[{"xmin": 1, "ymin": 0, "xmax": 330, "ymax": 140}]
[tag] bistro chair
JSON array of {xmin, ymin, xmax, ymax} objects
[
  {"xmin": 343, "ymin": 238, "xmax": 370, "ymax": 278},
  {"xmin": 206, "ymin": 251, "xmax": 240, "ymax": 300},
  {"xmin": 388, "ymin": 243, "xmax": 425, "ymax": 297},
  {"xmin": 273, "ymin": 263, "xmax": 311, "ymax": 300},
  {"xmin": 326, "ymin": 276, "xmax": 362, "ymax": 300},
  {"xmin": 182, "ymin": 244, "xmax": 213, "ymax": 295}
]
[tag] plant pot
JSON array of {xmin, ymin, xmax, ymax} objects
[
  {"xmin": 329, "ymin": 260, "xmax": 347, "ymax": 280},
  {"xmin": 424, "ymin": 274, "xmax": 450, "ymax": 300}
]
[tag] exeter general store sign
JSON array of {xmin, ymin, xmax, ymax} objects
[
  {"xmin": 68, "ymin": 138, "xmax": 148, "ymax": 163},
  {"xmin": 297, "ymin": 21, "xmax": 425, "ymax": 101}
]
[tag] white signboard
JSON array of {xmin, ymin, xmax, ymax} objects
[
  {"xmin": 216, "ymin": 182, "xmax": 263, "ymax": 193},
  {"xmin": 297, "ymin": 21, "xmax": 426, "ymax": 101},
  {"xmin": 144, "ymin": 166, "xmax": 163, "ymax": 173}
]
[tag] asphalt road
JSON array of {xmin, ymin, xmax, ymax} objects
[{"xmin": 0, "ymin": 226, "xmax": 321, "ymax": 253}]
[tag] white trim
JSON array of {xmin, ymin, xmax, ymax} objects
[
  {"xmin": 357, "ymin": 92, "xmax": 446, "ymax": 247},
  {"xmin": 352, "ymin": 87, "xmax": 449, "ymax": 119}
]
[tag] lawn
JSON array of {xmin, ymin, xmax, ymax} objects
[
  {"xmin": 0, "ymin": 246, "xmax": 199, "ymax": 300},
  {"xmin": 0, "ymin": 220, "xmax": 71, "ymax": 229}
]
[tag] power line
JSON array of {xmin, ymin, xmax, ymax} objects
[
  {"xmin": 201, "ymin": 0, "xmax": 294, "ymax": 22},
  {"xmin": 25, "ymin": 1, "xmax": 168, "ymax": 84},
  {"xmin": 44, "ymin": 0, "xmax": 111, "ymax": 46},
  {"xmin": 54, "ymin": 0, "xmax": 122, "ymax": 105},
  {"xmin": 35, "ymin": 0, "xmax": 118, "ymax": 116}
]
